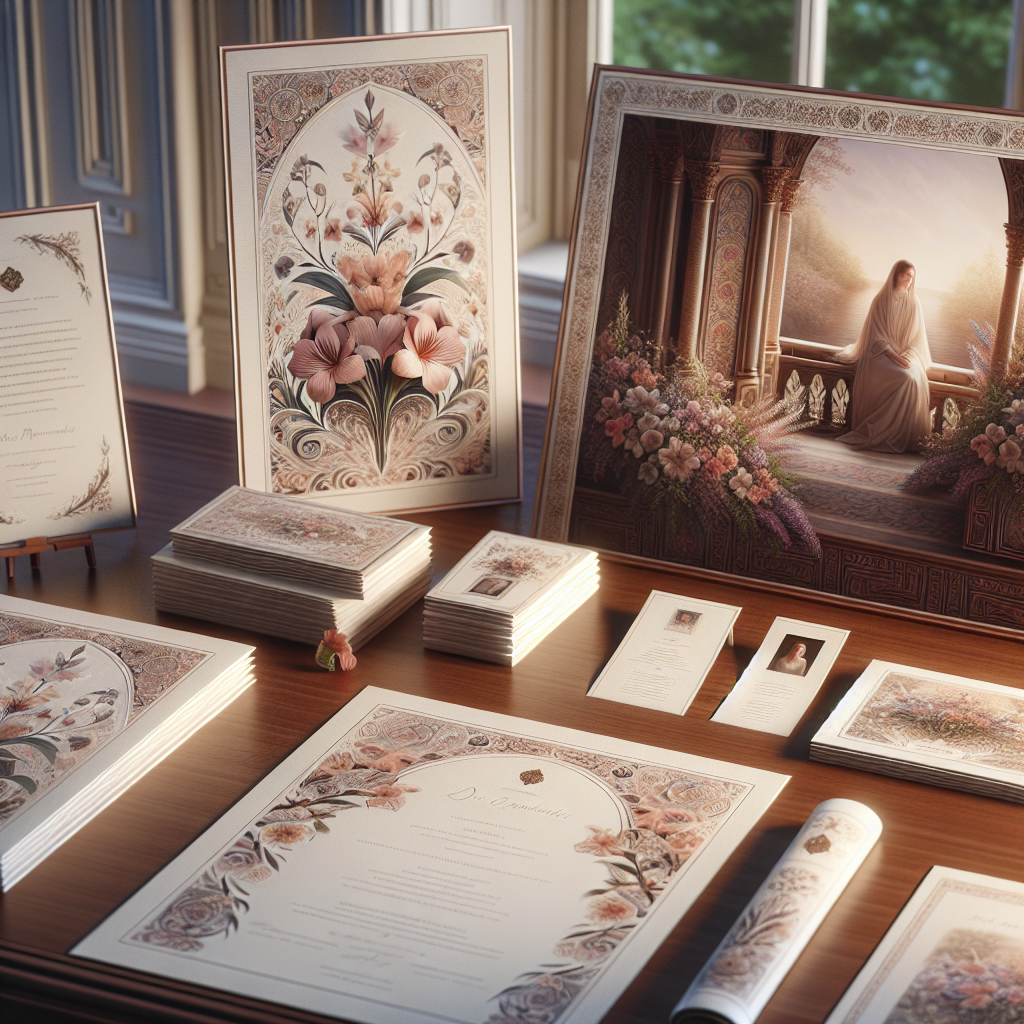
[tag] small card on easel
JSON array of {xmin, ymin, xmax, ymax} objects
[
  {"xmin": 711, "ymin": 616, "xmax": 849, "ymax": 736},
  {"xmin": 0, "ymin": 203, "xmax": 135, "ymax": 565}
]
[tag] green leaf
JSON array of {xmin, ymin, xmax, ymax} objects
[
  {"xmin": 0, "ymin": 735, "xmax": 59, "ymax": 763},
  {"xmin": 378, "ymin": 220, "xmax": 404, "ymax": 246},
  {"xmin": 8, "ymin": 775, "xmax": 37, "ymax": 794},
  {"xmin": 292, "ymin": 271, "xmax": 353, "ymax": 305},
  {"xmin": 402, "ymin": 266, "xmax": 470, "ymax": 299},
  {"xmin": 264, "ymin": 849, "xmax": 279, "ymax": 871},
  {"xmin": 306, "ymin": 295, "xmax": 354, "ymax": 312}
]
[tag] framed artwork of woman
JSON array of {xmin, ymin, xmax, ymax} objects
[{"xmin": 835, "ymin": 261, "xmax": 933, "ymax": 453}]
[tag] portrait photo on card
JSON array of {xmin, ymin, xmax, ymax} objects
[
  {"xmin": 769, "ymin": 634, "xmax": 825, "ymax": 676},
  {"xmin": 665, "ymin": 607, "xmax": 703, "ymax": 634},
  {"xmin": 534, "ymin": 68, "xmax": 1024, "ymax": 632},
  {"xmin": 222, "ymin": 29, "xmax": 520, "ymax": 514}
]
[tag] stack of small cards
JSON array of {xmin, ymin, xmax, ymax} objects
[
  {"xmin": 423, "ymin": 531, "xmax": 598, "ymax": 665},
  {"xmin": 153, "ymin": 487, "xmax": 432, "ymax": 647},
  {"xmin": 811, "ymin": 660, "xmax": 1024, "ymax": 803}
]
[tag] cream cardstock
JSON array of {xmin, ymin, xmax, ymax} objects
[
  {"xmin": 588, "ymin": 590, "xmax": 741, "ymax": 716},
  {"xmin": 824, "ymin": 867, "xmax": 1024, "ymax": 1024},
  {"xmin": 0, "ymin": 204, "xmax": 134, "ymax": 545},
  {"xmin": 73, "ymin": 686, "xmax": 788, "ymax": 1024},
  {"xmin": 712, "ymin": 617, "xmax": 850, "ymax": 736},
  {"xmin": 674, "ymin": 798, "xmax": 882, "ymax": 1024}
]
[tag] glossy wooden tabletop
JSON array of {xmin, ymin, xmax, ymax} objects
[{"xmin": 0, "ymin": 437, "xmax": 1021, "ymax": 1024}]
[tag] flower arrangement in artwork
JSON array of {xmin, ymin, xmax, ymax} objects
[
  {"xmin": 470, "ymin": 537, "xmax": 570, "ymax": 582},
  {"xmin": 904, "ymin": 322, "xmax": 1024, "ymax": 522},
  {"xmin": 888, "ymin": 929, "xmax": 1024, "ymax": 1023},
  {"xmin": 266, "ymin": 88, "xmax": 490, "ymax": 489},
  {"xmin": 583, "ymin": 294, "xmax": 818, "ymax": 554}
]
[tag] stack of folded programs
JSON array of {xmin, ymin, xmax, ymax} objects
[
  {"xmin": 423, "ymin": 530, "xmax": 599, "ymax": 666},
  {"xmin": 153, "ymin": 487, "xmax": 432, "ymax": 648},
  {"xmin": 810, "ymin": 659, "xmax": 1024, "ymax": 803},
  {"xmin": 0, "ymin": 594, "xmax": 254, "ymax": 890}
]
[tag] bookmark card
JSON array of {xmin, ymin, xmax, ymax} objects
[
  {"xmin": 588, "ymin": 590, "xmax": 740, "ymax": 716},
  {"xmin": 712, "ymin": 617, "xmax": 849, "ymax": 736}
]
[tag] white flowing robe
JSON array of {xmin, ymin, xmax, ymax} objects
[{"xmin": 835, "ymin": 276, "xmax": 932, "ymax": 454}]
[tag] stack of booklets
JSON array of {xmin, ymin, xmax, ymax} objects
[
  {"xmin": 811, "ymin": 660, "xmax": 1024, "ymax": 803},
  {"xmin": 423, "ymin": 531, "xmax": 598, "ymax": 665},
  {"xmin": 153, "ymin": 487, "xmax": 432, "ymax": 647},
  {"xmin": 0, "ymin": 595, "xmax": 254, "ymax": 890}
]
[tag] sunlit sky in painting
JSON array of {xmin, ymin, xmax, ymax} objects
[{"xmin": 804, "ymin": 137, "xmax": 1007, "ymax": 292}]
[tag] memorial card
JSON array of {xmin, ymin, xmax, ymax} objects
[
  {"xmin": 588, "ymin": 590, "xmax": 741, "ymax": 716},
  {"xmin": 74, "ymin": 687, "xmax": 788, "ymax": 1024},
  {"xmin": 222, "ymin": 29, "xmax": 521, "ymax": 514},
  {"xmin": 824, "ymin": 867, "xmax": 1024, "ymax": 1024},
  {"xmin": 0, "ymin": 204, "xmax": 134, "ymax": 548},
  {"xmin": 712, "ymin": 617, "xmax": 850, "ymax": 736}
]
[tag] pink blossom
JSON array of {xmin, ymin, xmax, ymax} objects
[
  {"xmin": 288, "ymin": 310, "xmax": 366, "ymax": 402},
  {"xmin": 585, "ymin": 892, "xmax": 637, "ymax": 923},
  {"xmin": 324, "ymin": 217, "xmax": 342, "ymax": 242},
  {"xmin": 996, "ymin": 437, "xmax": 1023, "ymax": 473},
  {"xmin": 574, "ymin": 826, "xmax": 623, "ymax": 857},
  {"xmin": 606, "ymin": 357, "xmax": 631, "ymax": 378},
  {"xmin": 971, "ymin": 433, "xmax": 998, "ymax": 465},
  {"xmin": 632, "ymin": 367, "xmax": 657, "ymax": 389},
  {"xmin": 716, "ymin": 445, "xmax": 739, "ymax": 471},
  {"xmin": 605, "ymin": 413, "xmax": 633, "ymax": 447},
  {"xmin": 366, "ymin": 782, "xmax": 420, "ymax": 811},
  {"xmin": 697, "ymin": 446, "xmax": 712, "ymax": 462},
  {"xmin": 986, "ymin": 422, "xmax": 1007, "ymax": 446},
  {"xmin": 746, "ymin": 484, "xmax": 770, "ymax": 504},
  {"xmin": 638, "ymin": 459, "xmax": 659, "ymax": 484},
  {"xmin": 659, "ymin": 438, "xmax": 701, "ymax": 482},
  {"xmin": 729, "ymin": 467, "xmax": 754, "ymax": 499},
  {"xmin": 595, "ymin": 390, "xmax": 622, "ymax": 424},
  {"xmin": 641, "ymin": 429, "xmax": 664, "ymax": 452},
  {"xmin": 346, "ymin": 313, "xmax": 406, "ymax": 362},
  {"xmin": 341, "ymin": 125, "xmax": 368, "ymax": 155},
  {"xmin": 704, "ymin": 457, "xmax": 726, "ymax": 478},
  {"xmin": 393, "ymin": 302, "xmax": 466, "ymax": 394}
]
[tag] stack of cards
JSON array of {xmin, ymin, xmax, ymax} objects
[
  {"xmin": 153, "ymin": 487, "xmax": 432, "ymax": 648},
  {"xmin": 0, "ymin": 595, "xmax": 254, "ymax": 890},
  {"xmin": 423, "ymin": 531, "xmax": 598, "ymax": 665},
  {"xmin": 811, "ymin": 660, "xmax": 1024, "ymax": 803}
]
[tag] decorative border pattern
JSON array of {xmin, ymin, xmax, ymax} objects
[
  {"xmin": 537, "ymin": 71, "xmax": 1024, "ymax": 544},
  {"xmin": 127, "ymin": 704, "xmax": 751, "ymax": 1024}
]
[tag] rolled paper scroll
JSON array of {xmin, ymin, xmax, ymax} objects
[{"xmin": 671, "ymin": 798, "xmax": 882, "ymax": 1024}]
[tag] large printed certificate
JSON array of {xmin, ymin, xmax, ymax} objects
[
  {"xmin": 0, "ymin": 204, "xmax": 134, "ymax": 546},
  {"xmin": 74, "ymin": 687, "xmax": 789, "ymax": 1024}
]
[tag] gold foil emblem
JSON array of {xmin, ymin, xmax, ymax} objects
[
  {"xmin": 803, "ymin": 834, "xmax": 831, "ymax": 854},
  {"xmin": 1, "ymin": 267, "xmax": 23, "ymax": 292},
  {"xmin": 520, "ymin": 769, "xmax": 544, "ymax": 785}
]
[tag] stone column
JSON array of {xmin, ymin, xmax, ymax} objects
[
  {"xmin": 735, "ymin": 166, "xmax": 787, "ymax": 403},
  {"xmin": 676, "ymin": 161, "xmax": 720, "ymax": 367},
  {"xmin": 993, "ymin": 222, "xmax": 1024, "ymax": 383},
  {"xmin": 761, "ymin": 177, "xmax": 802, "ymax": 397},
  {"xmin": 643, "ymin": 141, "xmax": 686, "ymax": 355}
]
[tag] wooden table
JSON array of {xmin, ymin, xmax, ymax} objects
[{"xmin": 1, "ymin": 494, "xmax": 1021, "ymax": 1024}]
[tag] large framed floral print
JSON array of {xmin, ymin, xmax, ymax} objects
[
  {"xmin": 222, "ymin": 29, "xmax": 520, "ymax": 514},
  {"xmin": 535, "ymin": 68, "xmax": 1024, "ymax": 632}
]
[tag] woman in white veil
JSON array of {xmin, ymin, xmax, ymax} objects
[{"xmin": 835, "ymin": 260, "xmax": 932, "ymax": 453}]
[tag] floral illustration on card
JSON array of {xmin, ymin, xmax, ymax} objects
[
  {"xmin": 692, "ymin": 808, "xmax": 869, "ymax": 1002},
  {"xmin": 0, "ymin": 614, "xmax": 207, "ymax": 827},
  {"xmin": 130, "ymin": 703, "xmax": 750, "ymax": 1024},
  {"xmin": 469, "ymin": 537, "xmax": 572, "ymax": 583},
  {"xmin": 16, "ymin": 230, "xmax": 91, "ymax": 302},
  {"xmin": 844, "ymin": 672, "xmax": 1024, "ymax": 772},
  {"xmin": 259, "ymin": 68, "xmax": 491, "ymax": 496},
  {"xmin": 180, "ymin": 490, "xmax": 410, "ymax": 566},
  {"xmin": 885, "ymin": 928, "xmax": 1024, "ymax": 1022},
  {"xmin": 51, "ymin": 439, "xmax": 112, "ymax": 520}
]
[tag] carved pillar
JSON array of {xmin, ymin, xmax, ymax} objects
[
  {"xmin": 735, "ymin": 166, "xmax": 787, "ymax": 403},
  {"xmin": 643, "ymin": 141, "xmax": 686, "ymax": 354},
  {"xmin": 994, "ymin": 223, "xmax": 1024, "ymax": 382},
  {"xmin": 762, "ymin": 177, "xmax": 803, "ymax": 397},
  {"xmin": 676, "ymin": 161, "xmax": 720, "ymax": 366}
]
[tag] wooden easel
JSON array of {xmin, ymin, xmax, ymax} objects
[{"xmin": 3, "ymin": 534, "xmax": 96, "ymax": 580}]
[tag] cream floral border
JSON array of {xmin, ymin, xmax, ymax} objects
[{"xmin": 534, "ymin": 70, "xmax": 1024, "ymax": 543}]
